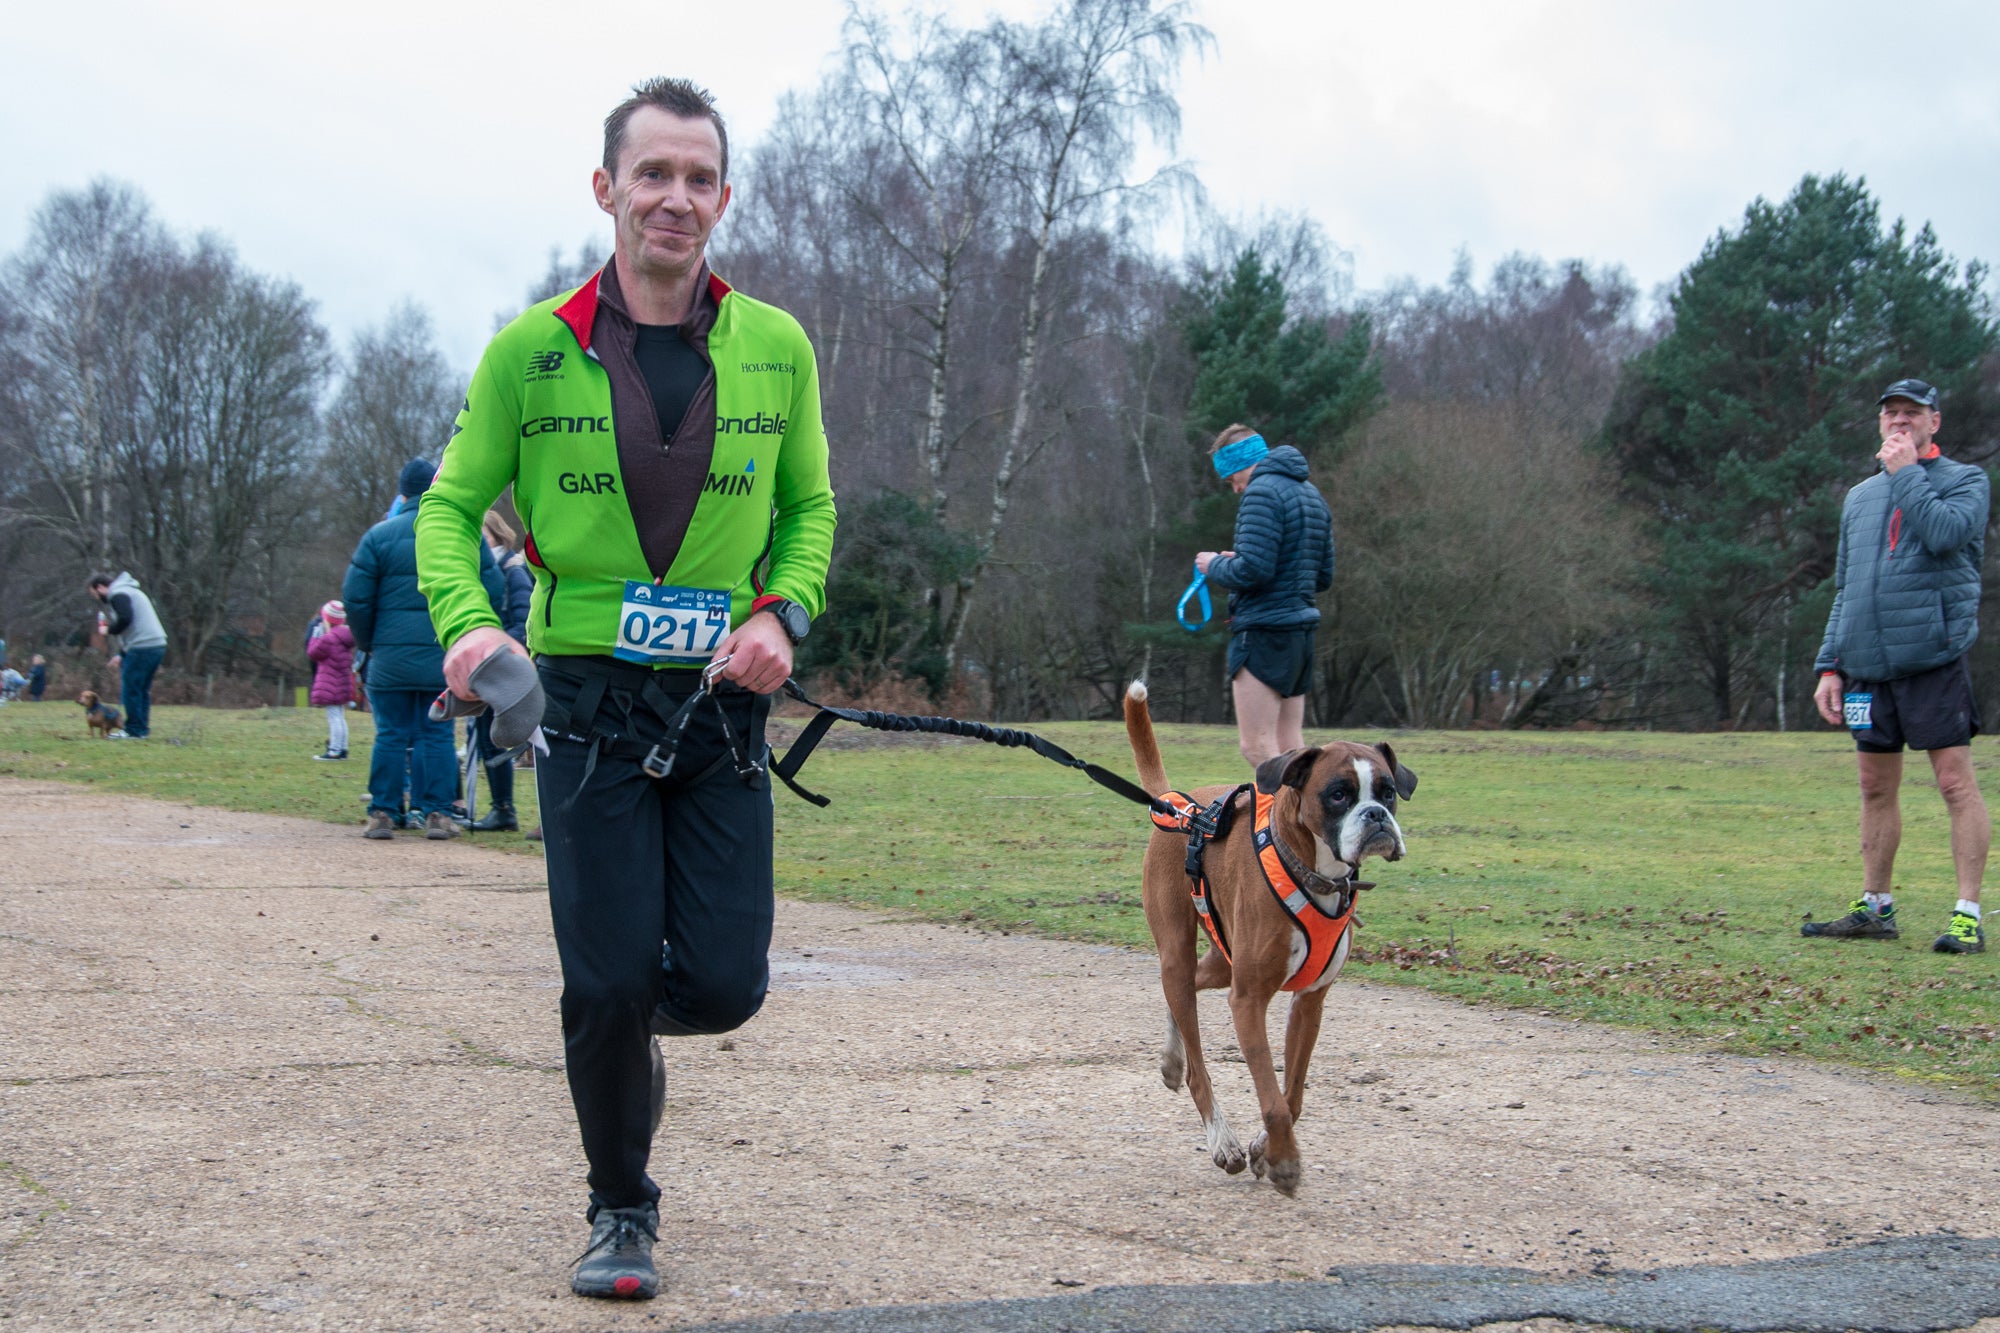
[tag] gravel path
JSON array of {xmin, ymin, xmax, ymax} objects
[{"xmin": 2, "ymin": 776, "xmax": 1996, "ymax": 1332}]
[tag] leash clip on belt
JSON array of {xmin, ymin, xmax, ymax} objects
[
  {"xmin": 639, "ymin": 654, "xmax": 737, "ymax": 780},
  {"xmin": 1176, "ymin": 562, "xmax": 1211, "ymax": 632}
]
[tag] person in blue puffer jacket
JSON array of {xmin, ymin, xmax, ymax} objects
[
  {"xmin": 1805, "ymin": 378, "xmax": 1990, "ymax": 955},
  {"xmin": 343, "ymin": 462, "xmax": 504, "ymax": 840},
  {"xmin": 1195, "ymin": 424, "xmax": 1334, "ymax": 771}
]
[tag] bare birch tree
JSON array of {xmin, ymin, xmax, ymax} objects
[
  {"xmin": 837, "ymin": 6, "xmax": 1017, "ymax": 520},
  {"xmin": 942, "ymin": 0, "xmax": 1209, "ymax": 664}
]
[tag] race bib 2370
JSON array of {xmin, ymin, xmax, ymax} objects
[{"xmin": 613, "ymin": 582, "xmax": 730, "ymax": 665}]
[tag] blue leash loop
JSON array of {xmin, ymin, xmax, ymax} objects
[{"xmin": 1176, "ymin": 562, "xmax": 1212, "ymax": 632}]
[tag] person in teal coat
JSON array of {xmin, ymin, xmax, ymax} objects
[{"xmin": 343, "ymin": 465, "xmax": 503, "ymax": 839}]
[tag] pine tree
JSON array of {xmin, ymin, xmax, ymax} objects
[
  {"xmin": 1179, "ymin": 246, "xmax": 1379, "ymax": 451},
  {"xmin": 1605, "ymin": 173, "xmax": 1996, "ymax": 725}
]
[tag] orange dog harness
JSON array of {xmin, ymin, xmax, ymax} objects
[{"xmin": 1153, "ymin": 786, "xmax": 1368, "ymax": 991}]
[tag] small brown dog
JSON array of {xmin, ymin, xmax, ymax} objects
[
  {"xmin": 1125, "ymin": 681, "xmax": 1415, "ymax": 1194},
  {"xmin": 78, "ymin": 690, "xmax": 122, "ymax": 738}
]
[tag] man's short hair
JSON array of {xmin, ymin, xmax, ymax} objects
[
  {"xmin": 1208, "ymin": 423, "xmax": 1258, "ymax": 455},
  {"xmin": 87, "ymin": 573, "xmax": 113, "ymax": 591},
  {"xmin": 603, "ymin": 78, "xmax": 729, "ymax": 183}
]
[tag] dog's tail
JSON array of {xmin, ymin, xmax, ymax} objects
[{"xmin": 1123, "ymin": 680, "xmax": 1171, "ymax": 796}]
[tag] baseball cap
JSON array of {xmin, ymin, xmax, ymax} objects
[{"xmin": 1878, "ymin": 378, "xmax": 1939, "ymax": 408}]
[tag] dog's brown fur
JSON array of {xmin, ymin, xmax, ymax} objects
[
  {"xmin": 1125, "ymin": 681, "xmax": 1414, "ymax": 1194},
  {"xmin": 78, "ymin": 690, "xmax": 120, "ymax": 739}
]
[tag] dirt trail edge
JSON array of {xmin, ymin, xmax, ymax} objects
[{"xmin": 1, "ymin": 776, "xmax": 1996, "ymax": 1333}]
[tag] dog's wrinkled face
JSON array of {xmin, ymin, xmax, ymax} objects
[{"xmin": 1255, "ymin": 742, "xmax": 1416, "ymax": 869}]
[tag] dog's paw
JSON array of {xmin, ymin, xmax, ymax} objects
[{"xmin": 1206, "ymin": 1115, "xmax": 1247, "ymax": 1174}]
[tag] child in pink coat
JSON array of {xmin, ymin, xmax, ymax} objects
[{"xmin": 307, "ymin": 600, "xmax": 357, "ymax": 760}]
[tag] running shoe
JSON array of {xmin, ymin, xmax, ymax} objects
[
  {"xmin": 1801, "ymin": 899, "xmax": 1898, "ymax": 939},
  {"xmin": 1933, "ymin": 911, "xmax": 1985, "ymax": 954},
  {"xmin": 572, "ymin": 1203, "xmax": 658, "ymax": 1299}
]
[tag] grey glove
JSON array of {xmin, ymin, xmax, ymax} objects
[{"xmin": 428, "ymin": 647, "xmax": 546, "ymax": 751}]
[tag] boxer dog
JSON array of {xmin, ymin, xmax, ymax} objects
[{"xmin": 1125, "ymin": 681, "xmax": 1414, "ymax": 1194}]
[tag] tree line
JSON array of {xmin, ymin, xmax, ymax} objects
[{"xmin": 3, "ymin": 0, "xmax": 1995, "ymax": 729}]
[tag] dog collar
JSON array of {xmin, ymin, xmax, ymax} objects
[{"xmin": 1269, "ymin": 825, "xmax": 1366, "ymax": 900}]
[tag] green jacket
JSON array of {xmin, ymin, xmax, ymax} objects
[{"xmin": 416, "ymin": 269, "xmax": 836, "ymax": 660}]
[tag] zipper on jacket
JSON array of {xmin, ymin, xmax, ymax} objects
[{"xmin": 524, "ymin": 529, "xmax": 557, "ymax": 628}]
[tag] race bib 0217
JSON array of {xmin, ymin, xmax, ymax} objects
[{"xmin": 613, "ymin": 582, "xmax": 731, "ymax": 665}]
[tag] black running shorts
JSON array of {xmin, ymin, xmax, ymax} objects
[
  {"xmin": 1226, "ymin": 626, "xmax": 1315, "ymax": 699},
  {"xmin": 1848, "ymin": 656, "xmax": 1981, "ymax": 753}
]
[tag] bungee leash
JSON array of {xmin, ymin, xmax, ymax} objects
[
  {"xmin": 1175, "ymin": 560, "xmax": 1212, "ymax": 632},
  {"xmin": 764, "ymin": 683, "xmax": 1370, "ymax": 993},
  {"xmin": 523, "ymin": 654, "xmax": 1171, "ymax": 820},
  {"xmin": 768, "ymin": 679, "xmax": 1167, "ymax": 815}
]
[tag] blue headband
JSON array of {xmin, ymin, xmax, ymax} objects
[{"xmin": 1211, "ymin": 433, "xmax": 1268, "ymax": 479}]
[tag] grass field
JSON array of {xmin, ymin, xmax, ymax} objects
[
  {"xmin": 2, "ymin": 700, "xmax": 1994, "ymax": 1093},
  {"xmin": 0, "ymin": 701, "xmax": 547, "ymax": 833}
]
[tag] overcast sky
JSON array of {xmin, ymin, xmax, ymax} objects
[{"xmin": 6, "ymin": 0, "xmax": 1998, "ymax": 372}]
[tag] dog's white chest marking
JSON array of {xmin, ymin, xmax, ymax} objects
[
  {"xmin": 1288, "ymin": 835, "xmax": 1358, "ymax": 988},
  {"xmin": 1301, "ymin": 927, "xmax": 1351, "ymax": 992}
]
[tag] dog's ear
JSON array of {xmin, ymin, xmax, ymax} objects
[
  {"xmin": 1376, "ymin": 741, "xmax": 1417, "ymax": 800},
  {"xmin": 1255, "ymin": 747, "xmax": 1321, "ymax": 795}
]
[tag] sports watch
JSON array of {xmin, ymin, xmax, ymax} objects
[{"xmin": 758, "ymin": 597, "xmax": 811, "ymax": 644}]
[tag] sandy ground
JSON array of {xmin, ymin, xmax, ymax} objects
[{"xmin": 2, "ymin": 774, "xmax": 1997, "ymax": 1332}]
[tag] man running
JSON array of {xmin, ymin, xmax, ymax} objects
[{"xmin": 414, "ymin": 77, "xmax": 836, "ymax": 1300}]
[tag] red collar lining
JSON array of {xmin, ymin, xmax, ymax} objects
[
  {"xmin": 551, "ymin": 266, "xmax": 732, "ymax": 354},
  {"xmin": 553, "ymin": 271, "xmax": 601, "ymax": 352}
]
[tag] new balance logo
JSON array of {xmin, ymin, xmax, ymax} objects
[{"xmin": 526, "ymin": 351, "xmax": 565, "ymax": 380}]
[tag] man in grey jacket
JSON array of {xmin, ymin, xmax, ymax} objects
[
  {"xmin": 1805, "ymin": 379, "xmax": 1989, "ymax": 954},
  {"xmin": 87, "ymin": 571, "xmax": 169, "ymax": 740}
]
